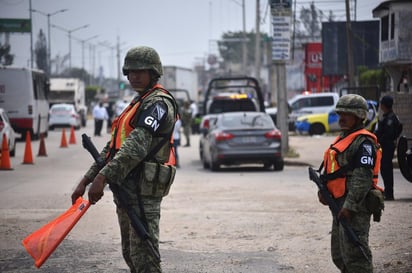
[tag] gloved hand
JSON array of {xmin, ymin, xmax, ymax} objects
[
  {"xmin": 71, "ymin": 176, "xmax": 91, "ymax": 204},
  {"xmin": 88, "ymin": 173, "xmax": 106, "ymax": 205},
  {"xmin": 317, "ymin": 190, "xmax": 328, "ymax": 206}
]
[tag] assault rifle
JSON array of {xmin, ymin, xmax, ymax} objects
[
  {"xmin": 81, "ymin": 133, "xmax": 161, "ymax": 262},
  {"xmin": 308, "ymin": 167, "xmax": 370, "ymax": 262}
]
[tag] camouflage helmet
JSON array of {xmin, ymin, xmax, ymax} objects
[
  {"xmin": 335, "ymin": 94, "xmax": 368, "ymax": 119},
  {"xmin": 122, "ymin": 46, "xmax": 163, "ymax": 76}
]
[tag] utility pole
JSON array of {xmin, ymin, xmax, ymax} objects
[
  {"xmin": 31, "ymin": 8, "xmax": 68, "ymax": 75},
  {"xmin": 29, "ymin": 0, "xmax": 33, "ymax": 68},
  {"xmin": 254, "ymin": 0, "xmax": 261, "ymax": 80},
  {"xmin": 242, "ymin": 0, "xmax": 247, "ymax": 75},
  {"xmin": 270, "ymin": 0, "xmax": 292, "ymax": 155},
  {"xmin": 345, "ymin": 0, "xmax": 355, "ymax": 87}
]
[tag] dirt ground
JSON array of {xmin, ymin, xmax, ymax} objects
[{"xmin": 1, "ymin": 134, "xmax": 411, "ymax": 273}]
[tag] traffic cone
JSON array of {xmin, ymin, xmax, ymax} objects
[
  {"xmin": 0, "ymin": 134, "xmax": 13, "ymax": 170},
  {"xmin": 60, "ymin": 128, "xmax": 68, "ymax": 148},
  {"xmin": 37, "ymin": 133, "xmax": 48, "ymax": 157},
  {"xmin": 22, "ymin": 131, "xmax": 34, "ymax": 164},
  {"xmin": 69, "ymin": 126, "xmax": 76, "ymax": 144}
]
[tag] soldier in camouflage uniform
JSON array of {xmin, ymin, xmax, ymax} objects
[
  {"xmin": 71, "ymin": 46, "xmax": 177, "ymax": 273},
  {"xmin": 318, "ymin": 94, "xmax": 384, "ymax": 273}
]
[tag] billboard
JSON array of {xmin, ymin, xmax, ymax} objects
[
  {"xmin": 0, "ymin": 18, "xmax": 31, "ymax": 33},
  {"xmin": 322, "ymin": 21, "xmax": 380, "ymax": 76}
]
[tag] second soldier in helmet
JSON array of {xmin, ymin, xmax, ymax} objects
[{"xmin": 316, "ymin": 94, "xmax": 384, "ymax": 273}]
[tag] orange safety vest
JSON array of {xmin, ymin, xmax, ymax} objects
[
  {"xmin": 108, "ymin": 84, "xmax": 177, "ymax": 166},
  {"xmin": 323, "ymin": 128, "xmax": 383, "ymax": 198}
]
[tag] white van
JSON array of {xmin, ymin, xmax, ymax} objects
[
  {"xmin": 288, "ymin": 92, "xmax": 340, "ymax": 128},
  {"xmin": 0, "ymin": 66, "xmax": 49, "ymax": 139}
]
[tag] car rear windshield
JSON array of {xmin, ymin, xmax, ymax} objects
[
  {"xmin": 51, "ymin": 106, "xmax": 72, "ymax": 113},
  {"xmin": 222, "ymin": 114, "xmax": 273, "ymax": 128},
  {"xmin": 209, "ymin": 99, "xmax": 256, "ymax": 114}
]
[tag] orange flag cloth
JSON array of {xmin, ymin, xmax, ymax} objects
[{"xmin": 22, "ymin": 197, "xmax": 90, "ymax": 268}]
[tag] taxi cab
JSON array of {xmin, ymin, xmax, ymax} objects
[{"xmin": 295, "ymin": 100, "xmax": 378, "ymax": 135}]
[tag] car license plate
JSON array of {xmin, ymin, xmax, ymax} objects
[{"xmin": 241, "ymin": 136, "xmax": 257, "ymax": 143}]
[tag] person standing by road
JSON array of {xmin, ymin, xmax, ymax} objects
[
  {"xmin": 92, "ymin": 102, "xmax": 108, "ymax": 136},
  {"xmin": 374, "ymin": 95, "xmax": 402, "ymax": 200},
  {"xmin": 173, "ymin": 118, "xmax": 182, "ymax": 168},
  {"xmin": 71, "ymin": 46, "xmax": 178, "ymax": 273},
  {"xmin": 317, "ymin": 94, "xmax": 384, "ymax": 273},
  {"xmin": 190, "ymin": 100, "xmax": 198, "ymax": 134},
  {"xmin": 181, "ymin": 100, "xmax": 192, "ymax": 147}
]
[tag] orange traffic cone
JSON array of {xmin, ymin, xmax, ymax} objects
[
  {"xmin": 60, "ymin": 128, "xmax": 68, "ymax": 148},
  {"xmin": 37, "ymin": 133, "xmax": 48, "ymax": 157},
  {"xmin": 0, "ymin": 134, "xmax": 13, "ymax": 170},
  {"xmin": 69, "ymin": 126, "xmax": 76, "ymax": 144},
  {"xmin": 22, "ymin": 131, "xmax": 34, "ymax": 164}
]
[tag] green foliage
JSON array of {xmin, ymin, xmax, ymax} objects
[
  {"xmin": 358, "ymin": 66, "xmax": 388, "ymax": 90},
  {"xmin": 85, "ymin": 85, "xmax": 105, "ymax": 107},
  {"xmin": 0, "ymin": 43, "xmax": 14, "ymax": 65},
  {"xmin": 218, "ymin": 31, "xmax": 270, "ymax": 66},
  {"xmin": 59, "ymin": 67, "xmax": 92, "ymax": 85}
]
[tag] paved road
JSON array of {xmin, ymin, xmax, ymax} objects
[{"xmin": 1, "ymin": 125, "xmax": 411, "ymax": 273}]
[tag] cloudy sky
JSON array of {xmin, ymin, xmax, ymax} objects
[{"xmin": 1, "ymin": 0, "xmax": 380, "ymax": 78}]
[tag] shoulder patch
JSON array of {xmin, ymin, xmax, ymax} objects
[
  {"xmin": 137, "ymin": 101, "xmax": 168, "ymax": 134},
  {"xmin": 358, "ymin": 142, "xmax": 374, "ymax": 168}
]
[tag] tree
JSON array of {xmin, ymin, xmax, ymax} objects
[
  {"xmin": 34, "ymin": 29, "xmax": 48, "ymax": 72},
  {"xmin": 0, "ymin": 33, "xmax": 14, "ymax": 65},
  {"xmin": 299, "ymin": 3, "xmax": 322, "ymax": 39},
  {"xmin": 295, "ymin": 2, "xmax": 335, "ymax": 39},
  {"xmin": 217, "ymin": 31, "xmax": 270, "ymax": 68}
]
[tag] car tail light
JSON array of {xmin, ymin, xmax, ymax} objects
[
  {"xmin": 214, "ymin": 131, "xmax": 234, "ymax": 141},
  {"xmin": 265, "ymin": 129, "xmax": 281, "ymax": 139},
  {"xmin": 202, "ymin": 118, "xmax": 210, "ymax": 129},
  {"xmin": 0, "ymin": 121, "xmax": 4, "ymax": 131},
  {"xmin": 28, "ymin": 105, "xmax": 33, "ymax": 115},
  {"xmin": 71, "ymin": 113, "xmax": 79, "ymax": 118}
]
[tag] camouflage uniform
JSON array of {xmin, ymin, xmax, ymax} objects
[
  {"xmin": 329, "ymin": 127, "xmax": 376, "ymax": 272},
  {"xmin": 325, "ymin": 94, "xmax": 380, "ymax": 273},
  {"xmin": 83, "ymin": 46, "xmax": 177, "ymax": 273}
]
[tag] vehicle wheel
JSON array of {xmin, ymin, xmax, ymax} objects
[
  {"xmin": 309, "ymin": 123, "xmax": 325, "ymax": 135},
  {"xmin": 273, "ymin": 159, "xmax": 284, "ymax": 171},
  {"xmin": 201, "ymin": 151, "xmax": 210, "ymax": 169},
  {"xmin": 9, "ymin": 141, "xmax": 16, "ymax": 157},
  {"xmin": 202, "ymin": 158, "xmax": 210, "ymax": 169},
  {"xmin": 81, "ymin": 114, "xmax": 87, "ymax": 127},
  {"xmin": 210, "ymin": 150, "xmax": 220, "ymax": 171},
  {"xmin": 199, "ymin": 143, "xmax": 203, "ymax": 160},
  {"xmin": 211, "ymin": 160, "xmax": 220, "ymax": 171},
  {"xmin": 32, "ymin": 116, "xmax": 41, "ymax": 140}
]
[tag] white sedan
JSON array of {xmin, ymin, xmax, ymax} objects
[
  {"xmin": 0, "ymin": 108, "xmax": 16, "ymax": 157},
  {"xmin": 49, "ymin": 104, "xmax": 81, "ymax": 130}
]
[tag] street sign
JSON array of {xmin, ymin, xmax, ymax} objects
[
  {"xmin": 0, "ymin": 18, "xmax": 31, "ymax": 33},
  {"xmin": 271, "ymin": 15, "xmax": 292, "ymax": 62}
]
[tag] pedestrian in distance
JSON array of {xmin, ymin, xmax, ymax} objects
[
  {"xmin": 374, "ymin": 95, "xmax": 402, "ymax": 201},
  {"xmin": 71, "ymin": 46, "xmax": 178, "ymax": 273},
  {"xmin": 181, "ymin": 100, "xmax": 192, "ymax": 147},
  {"xmin": 317, "ymin": 94, "xmax": 384, "ymax": 273},
  {"xmin": 92, "ymin": 102, "xmax": 108, "ymax": 136},
  {"xmin": 105, "ymin": 101, "xmax": 115, "ymax": 133},
  {"xmin": 173, "ymin": 118, "xmax": 182, "ymax": 168},
  {"xmin": 189, "ymin": 100, "xmax": 198, "ymax": 134}
]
